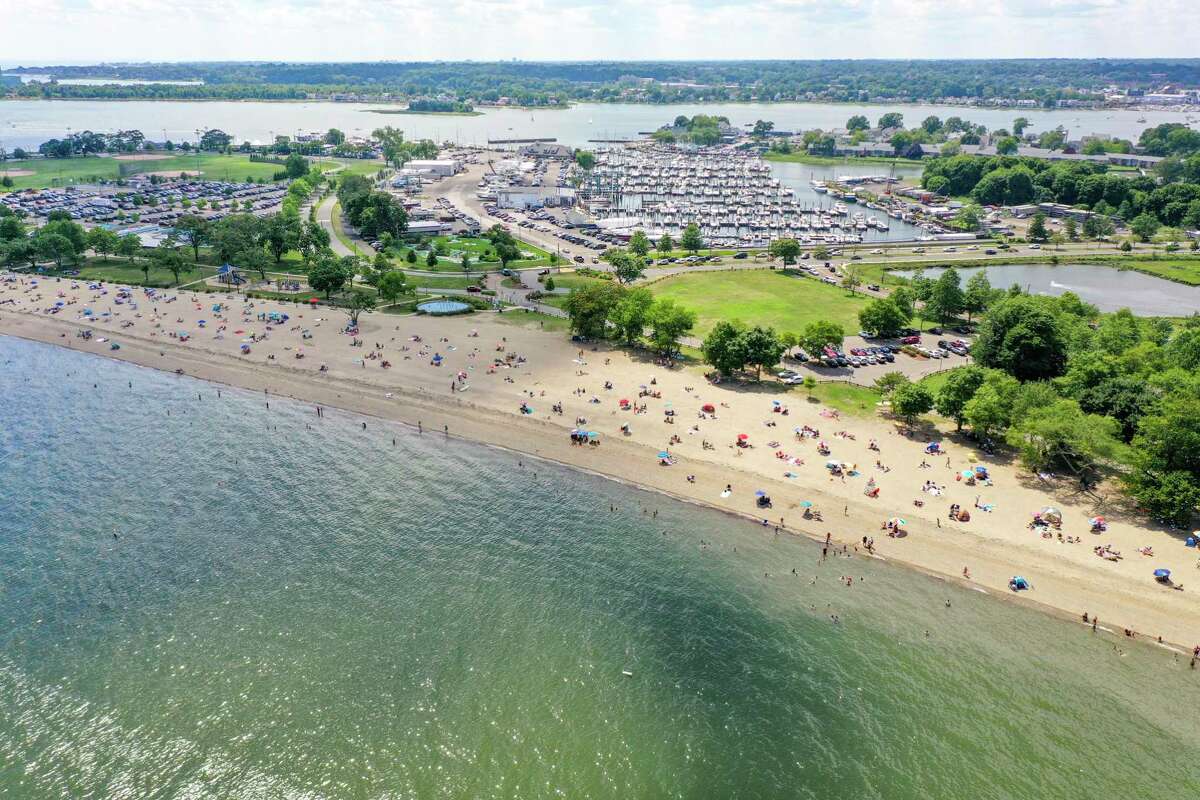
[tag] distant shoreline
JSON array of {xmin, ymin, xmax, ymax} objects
[{"xmin": 364, "ymin": 109, "xmax": 483, "ymax": 117}]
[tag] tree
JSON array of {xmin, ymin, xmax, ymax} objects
[
  {"xmin": 813, "ymin": 244, "xmax": 830, "ymax": 261},
  {"xmin": 768, "ymin": 237, "xmax": 801, "ymax": 266},
  {"xmin": 86, "ymin": 227, "xmax": 119, "ymax": 262},
  {"xmin": 1027, "ymin": 213, "xmax": 1049, "ymax": 242},
  {"xmin": 841, "ymin": 262, "xmax": 863, "ymax": 294},
  {"xmin": 972, "ymin": 296, "xmax": 1068, "ymax": 381},
  {"xmin": 751, "ymin": 120, "xmax": 775, "ymax": 139},
  {"xmin": 406, "ymin": 249, "xmax": 417, "ymax": 264},
  {"xmin": 846, "ymin": 115, "xmax": 870, "ymax": 132},
  {"xmin": 927, "ymin": 268, "xmax": 965, "ymax": 323},
  {"xmin": 563, "ymin": 282, "xmax": 624, "ymax": 339},
  {"xmin": 740, "ymin": 326, "xmax": 786, "ymax": 381},
  {"xmin": 325, "ymin": 128, "xmax": 346, "ymax": 146},
  {"xmin": 1006, "ymin": 398, "xmax": 1120, "ymax": 477},
  {"xmin": 995, "ymin": 136, "xmax": 1020, "ymax": 156},
  {"xmin": 262, "ymin": 213, "xmax": 299, "ymax": 264},
  {"xmin": 702, "ymin": 320, "xmax": 748, "ymax": 376},
  {"xmin": 309, "ymin": 256, "xmax": 349, "ymax": 299},
  {"xmin": 425, "ymin": 249, "xmax": 438, "ymax": 268},
  {"xmin": 877, "ymin": 112, "xmax": 903, "ymax": 130},
  {"xmin": 284, "ymin": 153, "xmax": 309, "ymax": 179},
  {"xmin": 378, "ymin": 270, "xmax": 412, "ymax": 306},
  {"xmin": 858, "ymin": 298, "xmax": 907, "ymax": 338},
  {"xmin": 117, "ymin": 233, "xmax": 141, "ymax": 263},
  {"xmin": 628, "ymin": 229, "xmax": 651, "ymax": 258},
  {"xmin": 152, "ymin": 244, "xmax": 187, "ymax": 285},
  {"xmin": 609, "ymin": 286, "xmax": 654, "ymax": 345},
  {"xmin": 174, "ymin": 214, "xmax": 210, "ymax": 262},
  {"xmin": 1063, "ymin": 217, "xmax": 1078, "ymax": 241},
  {"xmin": 601, "ymin": 248, "xmax": 645, "ymax": 285},
  {"xmin": 345, "ymin": 292, "xmax": 376, "ymax": 326},
  {"xmin": 935, "ymin": 366, "xmax": 987, "ymax": 429},
  {"xmin": 874, "ymin": 371, "xmax": 911, "ymax": 397},
  {"xmin": 889, "ymin": 286, "xmax": 915, "ymax": 320},
  {"xmin": 892, "ymin": 383, "xmax": 934, "ymax": 426},
  {"xmin": 574, "ymin": 150, "xmax": 596, "ymax": 171},
  {"xmin": 1083, "ymin": 214, "xmax": 1115, "ymax": 240},
  {"xmin": 646, "ymin": 298, "xmax": 696, "ymax": 356},
  {"xmin": 798, "ymin": 319, "xmax": 844, "ymax": 356},
  {"xmin": 657, "ymin": 233, "xmax": 674, "ymax": 255},
  {"xmin": 962, "ymin": 373, "xmax": 1020, "ymax": 439},
  {"xmin": 962, "ymin": 271, "xmax": 994, "ymax": 321},
  {"xmin": 1012, "ymin": 117, "xmax": 1030, "ymax": 136},
  {"xmin": 35, "ymin": 232, "xmax": 75, "ymax": 269},
  {"xmin": 1130, "ymin": 213, "xmax": 1161, "ymax": 243},
  {"xmin": 485, "ymin": 225, "xmax": 521, "ymax": 269},
  {"xmin": 680, "ymin": 223, "xmax": 703, "ymax": 254}
]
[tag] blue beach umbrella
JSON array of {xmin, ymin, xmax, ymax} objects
[
  {"xmin": 658, "ymin": 451, "xmax": 671, "ymax": 458},
  {"xmin": 755, "ymin": 490, "xmax": 766, "ymax": 497},
  {"xmin": 587, "ymin": 431, "xmax": 599, "ymax": 440},
  {"xmin": 799, "ymin": 500, "xmax": 813, "ymax": 508},
  {"xmin": 1154, "ymin": 568, "xmax": 1171, "ymax": 579}
]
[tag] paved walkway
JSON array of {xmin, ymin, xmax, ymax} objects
[{"xmin": 316, "ymin": 194, "xmax": 375, "ymax": 258}]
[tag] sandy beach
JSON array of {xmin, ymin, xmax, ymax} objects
[{"xmin": 3, "ymin": 272, "xmax": 1199, "ymax": 652}]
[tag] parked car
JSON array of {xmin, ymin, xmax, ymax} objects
[{"xmin": 901, "ymin": 335, "xmax": 921, "ymax": 345}]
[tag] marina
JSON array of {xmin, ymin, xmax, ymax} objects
[{"xmin": 577, "ymin": 145, "xmax": 942, "ymax": 247}]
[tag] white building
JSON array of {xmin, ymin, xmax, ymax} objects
[
  {"xmin": 406, "ymin": 159, "xmax": 461, "ymax": 177},
  {"xmin": 496, "ymin": 187, "xmax": 575, "ymax": 210}
]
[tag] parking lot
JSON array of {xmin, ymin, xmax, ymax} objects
[{"xmin": 779, "ymin": 329, "xmax": 974, "ymax": 387}]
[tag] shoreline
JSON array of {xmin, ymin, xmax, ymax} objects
[{"xmin": 2, "ymin": 300, "xmax": 1197, "ymax": 656}]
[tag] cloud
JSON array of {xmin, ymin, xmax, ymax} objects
[{"xmin": 0, "ymin": 0, "xmax": 1196, "ymax": 63}]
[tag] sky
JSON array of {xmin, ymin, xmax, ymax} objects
[{"xmin": 1, "ymin": 0, "xmax": 1198, "ymax": 64}]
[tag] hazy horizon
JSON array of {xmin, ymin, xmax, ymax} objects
[{"xmin": 4, "ymin": 0, "xmax": 1199, "ymax": 65}]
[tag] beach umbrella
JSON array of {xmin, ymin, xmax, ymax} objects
[
  {"xmin": 889, "ymin": 517, "xmax": 907, "ymax": 526},
  {"xmin": 702, "ymin": 403, "xmax": 715, "ymax": 413},
  {"xmin": 755, "ymin": 490, "xmax": 766, "ymax": 497},
  {"xmin": 737, "ymin": 433, "xmax": 749, "ymax": 441},
  {"xmin": 1154, "ymin": 568, "xmax": 1171, "ymax": 579},
  {"xmin": 570, "ymin": 428, "xmax": 579, "ymax": 435},
  {"xmin": 619, "ymin": 398, "xmax": 630, "ymax": 405},
  {"xmin": 800, "ymin": 500, "xmax": 813, "ymax": 508},
  {"xmin": 962, "ymin": 469, "xmax": 976, "ymax": 478},
  {"xmin": 1040, "ymin": 506, "xmax": 1062, "ymax": 523},
  {"xmin": 587, "ymin": 431, "xmax": 599, "ymax": 440},
  {"xmin": 658, "ymin": 451, "xmax": 671, "ymax": 459},
  {"xmin": 974, "ymin": 466, "xmax": 988, "ymax": 474},
  {"xmin": 772, "ymin": 400, "xmax": 781, "ymax": 406}
]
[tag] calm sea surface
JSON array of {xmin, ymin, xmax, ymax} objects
[
  {"xmin": 0, "ymin": 99, "xmax": 1192, "ymax": 150},
  {"xmin": 1, "ymin": 334, "xmax": 1197, "ymax": 798}
]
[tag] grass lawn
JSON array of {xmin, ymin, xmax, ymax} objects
[
  {"xmin": 650, "ymin": 269, "xmax": 869, "ymax": 337},
  {"xmin": 330, "ymin": 202, "xmax": 360, "ymax": 253},
  {"xmin": 1, "ymin": 153, "xmax": 291, "ymax": 190},
  {"xmin": 791, "ymin": 381, "xmax": 882, "ymax": 418},
  {"xmin": 411, "ymin": 275, "xmax": 477, "ymax": 290},
  {"xmin": 319, "ymin": 158, "xmax": 388, "ymax": 178},
  {"xmin": 44, "ymin": 258, "xmax": 215, "ymax": 287},
  {"xmin": 547, "ymin": 273, "xmax": 608, "ymax": 291}
]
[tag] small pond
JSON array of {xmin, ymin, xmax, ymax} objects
[{"xmin": 891, "ymin": 263, "xmax": 1200, "ymax": 317}]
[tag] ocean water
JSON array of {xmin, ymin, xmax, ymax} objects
[{"xmin": 1, "ymin": 334, "xmax": 1197, "ymax": 799}]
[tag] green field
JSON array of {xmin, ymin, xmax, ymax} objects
[
  {"xmin": 0, "ymin": 154, "xmax": 310, "ymax": 190},
  {"xmin": 411, "ymin": 275, "xmax": 477, "ymax": 290},
  {"xmin": 650, "ymin": 269, "xmax": 869, "ymax": 337},
  {"xmin": 546, "ymin": 273, "xmax": 607, "ymax": 291}
]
